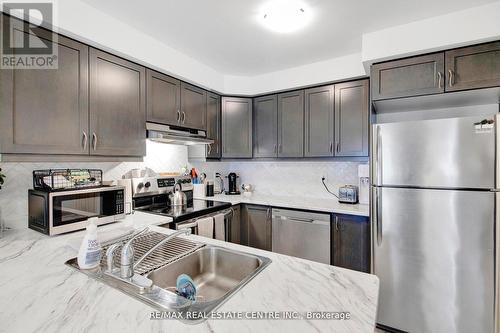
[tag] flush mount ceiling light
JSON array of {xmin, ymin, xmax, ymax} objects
[{"xmin": 259, "ymin": 0, "xmax": 311, "ymax": 33}]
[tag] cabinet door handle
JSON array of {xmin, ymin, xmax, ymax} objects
[
  {"xmin": 207, "ymin": 144, "xmax": 212, "ymax": 155},
  {"xmin": 176, "ymin": 110, "xmax": 181, "ymax": 123},
  {"xmin": 437, "ymin": 71, "xmax": 442, "ymax": 89},
  {"xmin": 92, "ymin": 132, "xmax": 97, "ymax": 151},
  {"xmin": 181, "ymin": 111, "xmax": 186, "ymax": 124},
  {"xmin": 274, "ymin": 144, "xmax": 277, "ymax": 153},
  {"xmin": 279, "ymin": 144, "xmax": 282, "ymax": 153},
  {"xmin": 336, "ymin": 142, "xmax": 340, "ymax": 154},
  {"xmin": 448, "ymin": 69, "xmax": 454, "ymax": 87},
  {"xmin": 335, "ymin": 216, "xmax": 339, "ymax": 231},
  {"xmin": 329, "ymin": 141, "xmax": 333, "ymax": 154},
  {"xmin": 82, "ymin": 131, "xmax": 88, "ymax": 150}
]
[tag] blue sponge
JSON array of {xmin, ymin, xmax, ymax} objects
[{"xmin": 176, "ymin": 274, "xmax": 197, "ymax": 301}]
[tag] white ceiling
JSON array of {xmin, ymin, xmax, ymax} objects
[{"xmin": 81, "ymin": 0, "xmax": 497, "ymax": 76}]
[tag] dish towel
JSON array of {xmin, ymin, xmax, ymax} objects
[
  {"xmin": 197, "ymin": 217, "xmax": 214, "ymax": 239},
  {"xmin": 213, "ymin": 213, "xmax": 225, "ymax": 241}
]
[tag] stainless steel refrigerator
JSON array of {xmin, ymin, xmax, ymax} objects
[{"xmin": 372, "ymin": 115, "xmax": 498, "ymax": 333}]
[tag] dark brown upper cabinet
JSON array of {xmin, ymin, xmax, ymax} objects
[
  {"xmin": 146, "ymin": 69, "xmax": 181, "ymax": 125},
  {"xmin": 334, "ymin": 80, "xmax": 369, "ymax": 157},
  {"xmin": 371, "ymin": 53, "xmax": 445, "ymax": 101},
  {"xmin": 304, "ymin": 85, "xmax": 335, "ymax": 157},
  {"xmin": 181, "ymin": 82, "xmax": 207, "ymax": 130},
  {"xmin": 277, "ymin": 90, "xmax": 304, "ymax": 158},
  {"xmin": 0, "ymin": 17, "xmax": 89, "ymax": 155},
  {"xmin": 222, "ymin": 97, "xmax": 253, "ymax": 158},
  {"xmin": 445, "ymin": 41, "xmax": 500, "ymax": 92},
  {"xmin": 253, "ymin": 95, "xmax": 278, "ymax": 158},
  {"xmin": 89, "ymin": 48, "xmax": 146, "ymax": 157},
  {"xmin": 206, "ymin": 92, "xmax": 221, "ymax": 158}
]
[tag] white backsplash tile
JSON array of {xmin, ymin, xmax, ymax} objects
[
  {"xmin": 0, "ymin": 142, "xmax": 188, "ymax": 229},
  {"xmin": 0, "ymin": 140, "xmax": 364, "ymax": 229},
  {"xmin": 191, "ymin": 160, "xmax": 363, "ymax": 199}
]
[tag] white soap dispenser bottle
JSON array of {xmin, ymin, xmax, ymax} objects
[{"xmin": 77, "ymin": 217, "xmax": 101, "ymax": 269}]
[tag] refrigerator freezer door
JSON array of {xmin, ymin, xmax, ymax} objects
[
  {"xmin": 373, "ymin": 187, "xmax": 494, "ymax": 333},
  {"xmin": 372, "ymin": 115, "xmax": 496, "ymax": 189}
]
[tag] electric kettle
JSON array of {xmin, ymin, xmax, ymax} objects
[{"xmin": 169, "ymin": 183, "xmax": 187, "ymax": 206}]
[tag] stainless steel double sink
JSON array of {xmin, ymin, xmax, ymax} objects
[{"xmin": 66, "ymin": 237, "xmax": 271, "ymax": 323}]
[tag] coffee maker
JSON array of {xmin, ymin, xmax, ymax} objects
[{"xmin": 225, "ymin": 172, "xmax": 240, "ymax": 195}]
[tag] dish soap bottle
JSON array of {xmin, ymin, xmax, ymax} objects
[{"xmin": 77, "ymin": 217, "xmax": 101, "ymax": 269}]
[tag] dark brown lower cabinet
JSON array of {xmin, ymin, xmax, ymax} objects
[
  {"xmin": 241, "ymin": 204, "xmax": 272, "ymax": 251},
  {"xmin": 332, "ymin": 214, "xmax": 370, "ymax": 273},
  {"xmin": 230, "ymin": 204, "xmax": 241, "ymax": 244}
]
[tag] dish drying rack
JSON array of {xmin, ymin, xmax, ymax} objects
[
  {"xmin": 101, "ymin": 230, "xmax": 205, "ymax": 275},
  {"xmin": 33, "ymin": 169, "xmax": 103, "ymax": 191}
]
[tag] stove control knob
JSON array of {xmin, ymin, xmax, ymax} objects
[
  {"xmin": 137, "ymin": 182, "xmax": 144, "ymax": 190},
  {"xmin": 144, "ymin": 182, "xmax": 151, "ymax": 188}
]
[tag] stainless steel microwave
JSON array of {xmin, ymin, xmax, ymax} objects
[{"xmin": 28, "ymin": 186, "xmax": 126, "ymax": 235}]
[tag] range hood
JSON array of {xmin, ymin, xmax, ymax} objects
[{"xmin": 146, "ymin": 122, "xmax": 214, "ymax": 145}]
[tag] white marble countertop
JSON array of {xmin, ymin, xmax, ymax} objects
[
  {"xmin": 194, "ymin": 193, "xmax": 369, "ymax": 217},
  {"xmin": 0, "ymin": 212, "xmax": 379, "ymax": 333}
]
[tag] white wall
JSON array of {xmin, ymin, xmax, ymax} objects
[
  {"xmin": 223, "ymin": 53, "xmax": 367, "ymax": 95},
  {"xmin": 49, "ymin": 0, "xmax": 225, "ymax": 91},
  {"xmin": 361, "ymin": 1, "xmax": 500, "ymax": 70}
]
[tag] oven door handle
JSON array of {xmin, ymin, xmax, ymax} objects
[{"xmin": 177, "ymin": 221, "xmax": 198, "ymax": 229}]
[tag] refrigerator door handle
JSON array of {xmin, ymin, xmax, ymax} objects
[
  {"xmin": 376, "ymin": 125, "xmax": 382, "ymax": 186},
  {"xmin": 376, "ymin": 187, "xmax": 382, "ymax": 246},
  {"xmin": 496, "ymin": 191, "xmax": 500, "ymax": 333},
  {"xmin": 496, "ymin": 114, "xmax": 500, "ymax": 190}
]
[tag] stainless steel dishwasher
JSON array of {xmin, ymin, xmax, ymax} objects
[{"xmin": 272, "ymin": 208, "xmax": 330, "ymax": 264}]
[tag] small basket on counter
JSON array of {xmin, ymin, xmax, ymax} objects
[{"xmin": 33, "ymin": 169, "xmax": 103, "ymax": 191}]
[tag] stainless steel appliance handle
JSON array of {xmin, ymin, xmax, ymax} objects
[
  {"xmin": 178, "ymin": 221, "xmax": 198, "ymax": 229},
  {"xmin": 82, "ymin": 131, "xmax": 88, "ymax": 150},
  {"xmin": 437, "ymin": 71, "xmax": 442, "ymax": 89},
  {"xmin": 376, "ymin": 187, "xmax": 382, "ymax": 246},
  {"xmin": 497, "ymin": 114, "xmax": 500, "ymax": 190},
  {"xmin": 275, "ymin": 215, "xmax": 330, "ymax": 226},
  {"xmin": 376, "ymin": 125, "xmax": 382, "ymax": 186},
  {"xmin": 92, "ymin": 132, "xmax": 97, "ymax": 151},
  {"xmin": 289, "ymin": 217, "xmax": 314, "ymax": 223}
]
